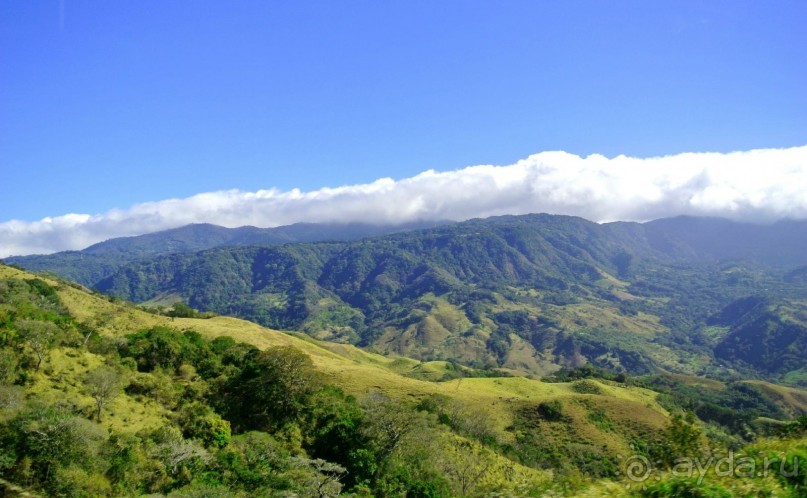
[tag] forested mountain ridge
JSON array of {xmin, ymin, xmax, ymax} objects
[
  {"xmin": 10, "ymin": 215, "xmax": 807, "ymax": 289},
  {"xmin": 27, "ymin": 213, "xmax": 802, "ymax": 383},
  {"xmin": 4, "ymin": 220, "xmax": 447, "ymax": 286}
]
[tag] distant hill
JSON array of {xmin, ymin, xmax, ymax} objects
[
  {"xmin": 4, "ymin": 220, "xmax": 447, "ymax": 286},
  {"xmin": 642, "ymin": 216, "xmax": 807, "ymax": 268},
  {"xmin": 7, "ymin": 214, "xmax": 807, "ymax": 380},
  {"xmin": 599, "ymin": 216, "xmax": 807, "ymax": 268},
  {"xmin": 10, "ymin": 215, "xmax": 807, "ymax": 290},
  {"xmin": 712, "ymin": 296, "xmax": 807, "ymax": 374},
  {"xmin": 40, "ymin": 213, "xmax": 800, "ymax": 381}
]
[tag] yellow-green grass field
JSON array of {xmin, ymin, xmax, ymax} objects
[{"xmin": 2, "ymin": 265, "xmax": 674, "ymax": 450}]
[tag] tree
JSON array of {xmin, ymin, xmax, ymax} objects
[
  {"xmin": 664, "ymin": 412, "xmax": 703, "ymax": 462},
  {"xmin": 16, "ymin": 319, "xmax": 59, "ymax": 370},
  {"xmin": 168, "ymin": 303, "xmax": 197, "ymax": 318},
  {"xmin": 225, "ymin": 346, "xmax": 320, "ymax": 432},
  {"xmin": 175, "ymin": 402, "xmax": 231, "ymax": 448},
  {"xmin": 440, "ymin": 440, "xmax": 491, "ymax": 497},
  {"xmin": 363, "ymin": 394, "xmax": 449, "ymax": 496},
  {"xmin": 292, "ymin": 457, "xmax": 346, "ymax": 498},
  {"xmin": 220, "ymin": 431, "xmax": 294, "ymax": 491},
  {"xmin": 8, "ymin": 404, "xmax": 106, "ymax": 486},
  {"xmin": 81, "ymin": 310, "xmax": 116, "ymax": 347},
  {"xmin": 121, "ymin": 326, "xmax": 209, "ymax": 373},
  {"xmin": 84, "ymin": 366, "xmax": 125, "ymax": 421},
  {"xmin": 360, "ymin": 391, "xmax": 420, "ymax": 474},
  {"xmin": 153, "ymin": 437, "xmax": 211, "ymax": 489},
  {"xmin": 304, "ymin": 386, "xmax": 377, "ymax": 490},
  {"xmin": 102, "ymin": 433, "xmax": 143, "ymax": 492}
]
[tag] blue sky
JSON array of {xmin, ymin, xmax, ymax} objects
[{"xmin": 1, "ymin": 1, "xmax": 806, "ymax": 255}]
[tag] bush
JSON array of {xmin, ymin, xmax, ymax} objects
[
  {"xmin": 536, "ymin": 400, "xmax": 565, "ymax": 422},
  {"xmin": 175, "ymin": 402, "xmax": 231, "ymax": 448},
  {"xmin": 767, "ymin": 448, "xmax": 807, "ymax": 494},
  {"xmin": 641, "ymin": 478, "xmax": 731, "ymax": 497},
  {"xmin": 168, "ymin": 303, "xmax": 197, "ymax": 318},
  {"xmin": 121, "ymin": 327, "xmax": 210, "ymax": 373},
  {"xmin": 571, "ymin": 379, "xmax": 603, "ymax": 395}
]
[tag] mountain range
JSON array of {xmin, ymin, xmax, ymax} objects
[
  {"xmin": 5, "ymin": 220, "xmax": 447, "ymax": 285},
  {"xmin": 6, "ymin": 214, "xmax": 807, "ymax": 383}
]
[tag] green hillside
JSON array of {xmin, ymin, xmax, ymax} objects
[
  {"xmin": 2, "ymin": 262, "xmax": 807, "ymax": 497},
  {"xmin": 63, "ymin": 214, "xmax": 807, "ymax": 383}
]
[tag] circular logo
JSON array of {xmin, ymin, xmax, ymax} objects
[{"xmin": 624, "ymin": 455, "xmax": 652, "ymax": 482}]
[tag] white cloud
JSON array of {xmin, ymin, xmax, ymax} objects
[{"xmin": 2, "ymin": 145, "xmax": 807, "ymax": 257}]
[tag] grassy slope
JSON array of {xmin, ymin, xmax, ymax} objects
[
  {"xmin": 3, "ymin": 264, "xmax": 672, "ymax": 445},
  {"xmin": 745, "ymin": 380, "xmax": 807, "ymax": 418},
  {"xmin": 9, "ymin": 263, "xmax": 807, "ymax": 497},
  {"xmin": 661, "ymin": 373, "xmax": 807, "ymax": 421},
  {"xmin": 28, "ymin": 348, "xmax": 171, "ymax": 435}
]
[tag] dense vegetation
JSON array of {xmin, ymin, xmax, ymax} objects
[
  {"xmin": 0, "ymin": 273, "xmax": 515, "ymax": 496},
  {"xmin": 16, "ymin": 214, "xmax": 803, "ymax": 385},
  {"xmin": 5, "ymin": 221, "xmax": 445, "ymax": 286},
  {"xmin": 1, "ymin": 264, "xmax": 806, "ymax": 497}
]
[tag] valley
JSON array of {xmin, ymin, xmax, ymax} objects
[
  {"xmin": 2, "ymin": 214, "xmax": 807, "ymax": 496},
  {"xmin": 10, "ymin": 214, "xmax": 807, "ymax": 384}
]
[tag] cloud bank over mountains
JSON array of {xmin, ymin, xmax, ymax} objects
[{"xmin": 2, "ymin": 145, "xmax": 806, "ymax": 257}]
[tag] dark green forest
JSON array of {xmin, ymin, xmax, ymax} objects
[{"xmin": 39, "ymin": 214, "xmax": 807, "ymax": 384}]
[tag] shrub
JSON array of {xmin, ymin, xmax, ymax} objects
[
  {"xmin": 536, "ymin": 400, "xmax": 565, "ymax": 422},
  {"xmin": 571, "ymin": 379, "xmax": 603, "ymax": 395},
  {"xmin": 641, "ymin": 478, "xmax": 731, "ymax": 497}
]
